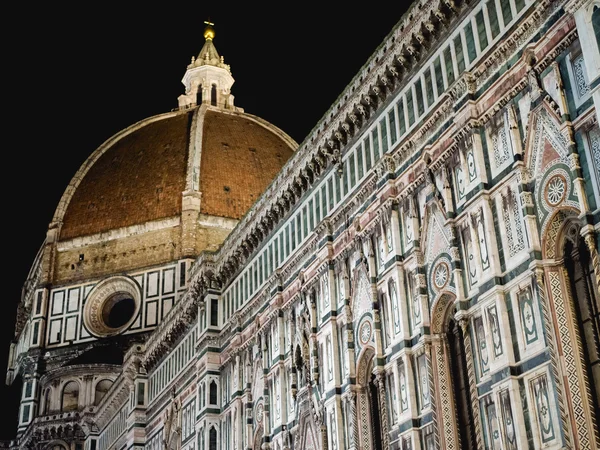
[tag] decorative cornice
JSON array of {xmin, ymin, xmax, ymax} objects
[
  {"xmin": 564, "ymin": 0, "xmax": 589, "ymax": 14},
  {"xmin": 193, "ymin": 0, "xmax": 468, "ymax": 290},
  {"xmin": 135, "ymin": 0, "xmax": 575, "ymax": 382}
]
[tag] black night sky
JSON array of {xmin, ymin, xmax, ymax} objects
[{"xmin": 1, "ymin": 3, "xmax": 412, "ymax": 440}]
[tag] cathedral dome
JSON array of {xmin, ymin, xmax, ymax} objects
[
  {"xmin": 41, "ymin": 23, "xmax": 297, "ymax": 285},
  {"xmin": 57, "ymin": 107, "xmax": 295, "ymax": 241}
]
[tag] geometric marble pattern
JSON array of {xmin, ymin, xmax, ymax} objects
[{"xmin": 549, "ymin": 269, "xmax": 591, "ymax": 449}]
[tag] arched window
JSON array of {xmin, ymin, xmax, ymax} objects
[
  {"xmin": 196, "ymin": 84, "xmax": 203, "ymax": 105},
  {"xmin": 42, "ymin": 388, "xmax": 51, "ymax": 415},
  {"xmin": 211, "ymin": 84, "xmax": 217, "ymax": 106},
  {"xmin": 209, "ymin": 426, "xmax": 218, "ymax": 450},
  {"xmin": 94, "ymin": 379, "xmax": 113, "ymax": 406},
  {"xmin": 61, "ymin": 381, "xmax": 79, "ymax": 412},
  {"xmin": 593, "ymin": 5, "xmax": 600, "ymax": 49},
  {"xmin": 49, "ymin": 445, "xmax": 68, "ymax": 450},
  {"xmin": 209, "ymin": 380, "xmax": 218, "ymax": 405}
]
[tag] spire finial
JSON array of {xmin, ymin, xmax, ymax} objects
[{"xmin": 203, "ymin": 19, "xmax": 215, "ymax": 41}]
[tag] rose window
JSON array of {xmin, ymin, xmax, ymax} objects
[
  {"xmin": 359, "ymin": 320, "xmax": 372, "ymax": 346},
  {"xmin": 545, "ymin": 175, "xmax": 567, "ymax": 206},
  {"xmin": 255, "ymin": 402, "xmax": 264, "ymax": 423},
  {"xmin": 433, "ymin": 262, "xmax": 450, "ymax": 289}
]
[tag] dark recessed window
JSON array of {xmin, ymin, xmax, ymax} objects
[
  {"xmin": 210, "ymin": 299, "xmax": 218, "ymax": 326},
  {"xmin": 102, "ymin": 293, "xmax": 135, "ymax": 329},
  {"xmin": 196, "ymin": 84, "xmax": 203, "ymax": 105},
  {"xmin": 211, "ymin": 84, "xmax": 217, "ymax": 106},
  {"xmin": 209, "ymin": 426, "xmax": 217, "ymax": 450},
  {"xmin": 594, "ymin": 6, "xmax": 600, "ymax": 49},
  {"xmin": 209, "ymin": 381, "xmax": 218, "ymax": 404}
]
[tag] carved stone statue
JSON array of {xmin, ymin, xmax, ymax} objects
[{"xmin": 163, "ymin": 386, "xmax": 181, "ymax": 450}]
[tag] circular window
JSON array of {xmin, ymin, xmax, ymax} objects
[
  {"xmin": 255, "ymin": 402, "xmax": 264, "ymax": 423},
  {"xmin": 544, "ymin": 174, "xmax": 567, "ymax": 207},
  {"xmin": 83, "ymin": 276, "xmax": 141, "ymax": 338},
  {"xmin": 433, "ymin": 261, "xmax": 450, "ymax": 290},
  {"xmin": 359, "ymin": 319, "xmax": 373, "ymax": 346},
  {"xmin": 102, "ymin": 293, "xmax": 136, "ymax": 328}
]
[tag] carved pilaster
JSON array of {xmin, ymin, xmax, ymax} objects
[
  {"xmin": 245, "ymin": 351, "xmax": 254, "ymax": 450},
  {"xmin": 261, "ymin": 335, "xmax": 271, "ymax": 449},
  {"xmin": 534, "ymin": 269, "xmax": 571, "ymax": 449},
  {"xmin": 320, "ymin": 422, "xmax": 329, "ymax": 450},
  {"xmin": 424, "ymin": 342, "xmax": 439, "ymax": 450},
  {"xmin": 305, "ymin": 291, "xmax": 319, "ymax": 386},
  {"xmin": 566, "ymin": 265, "xmax": 600, "ymax": 449},
  {"xmin": 459, "ymin": 318, "xmax": 483, "ymax": 450},
  {"xmin": 347, "ymin": 392, "xmax": 359, "ymax": 450},
  {"xmin": 583, "ymin": 232, "xmax": 600, "ymax": 301},
  {"xmin": 375, "ymin": 371, "xmax": 391, "ymax": 450}
]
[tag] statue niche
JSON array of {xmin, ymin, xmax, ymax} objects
[{"xmin": 163, "ymin": 386, "xmax": 181, "ymax": 450}]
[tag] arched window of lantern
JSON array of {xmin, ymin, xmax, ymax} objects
[
  {"xmin": 196, "ymin": 84, "xmax": 203, "ymax": 105},
  {"xmin": 211, "ymin": 84, "xmax": 217, "ymax": 106}
]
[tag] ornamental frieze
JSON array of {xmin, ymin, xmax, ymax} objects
[{"xmin": 177, "ymin": 4, "xmax": 468, "ymax": 297}]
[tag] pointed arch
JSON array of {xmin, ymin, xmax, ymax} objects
[
  {"xmin": 429, "ymin": 291, "xmax": 472, "ymax": 449},
  {"xmin": 422, "ymin": 201, "xmax": 454, "ymax": 312},
  {"xmin": 295, "ymin": 398, "xmax": 318, "ymax": 450},
  {"xmin": 523, "ymin": 105, "xmax": 580, "ymax": 242},
  {"xmin": 430, "ymin": 292, "xmax": 456, "ymax": 335},
  {"xmin": 251, "ymin": 379, "xmax": 264, "ymax": 414},
  {"xmin": 356, "ymin": 346, "xmax": 376, "ymax": 387},
  {"xmin": 421, "ymin": 201, "xmax": 451, "ymax": 267},
  {"xmin": 350, "ymin": 265, "xmax": 371, "ymax": 321},
  {"xmin": 355, "ymin": 346, "xmax": 377, "ymax": 450},
  {"xmin": 542, "ymin": 208, "xmax": 580, "ymax": 260},
  {"xmin": 540, "ymin": 209, "xmax": 600, "ymax": 448},
  {"xmin": 523, "ymin": 105, "xmax": 570, "ymax": 180},
  {"xmin": 592, "ymin": 3, "xmax": 600, "ymax": 49},
  {"xmin": 209, "ymin": 424, "xmax": 218, "ymax": 450}
]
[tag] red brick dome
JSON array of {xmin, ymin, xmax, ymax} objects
[{"xmin": 57, "ymin": 107, "xmax": 296, "ymax": 241}]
